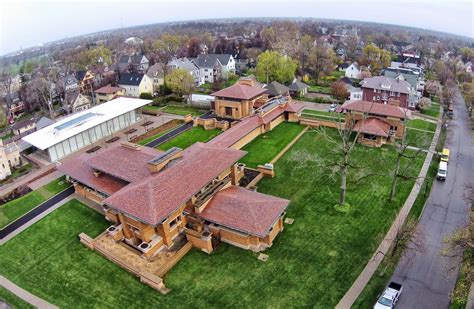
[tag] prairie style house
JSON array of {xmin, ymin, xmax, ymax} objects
[
  {"xmin": 341, "ymin": 100, "xmax": 410, "ymax": 147},
  {"xmin": 58, "ymin": 81, "xmax": 304, "ymax": 289},
  {"xmin": 60, "ymin": 141, "xmax": 289, "ymax": 257},
  {"xmin": 211, "ymin": 79, "xmax": 268, "ymax": 119}
]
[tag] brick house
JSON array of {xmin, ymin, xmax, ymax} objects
[
  {"xmin": 360, "ymin": 76, "xmax": 412, "ymax": 109},
  {"xmin": 211, "ymin": 79, "xmax": 268, "ymax": 119},
  {"xmin": 341, "ymin": 100, "xmax": 411, "ymax": 147}
]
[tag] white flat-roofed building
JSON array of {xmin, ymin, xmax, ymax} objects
[{"xmin": 22, "ymin": 97, "xmax": 151, "ymax": 162}]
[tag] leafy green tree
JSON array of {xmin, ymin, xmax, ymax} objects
[
  {"xmin": 76, "ymin": 46, "xmax": 112, "ymax": 69},
  {"xmin": 165, "ymin": 68, "xmax": 194, "ymax": 96},
  {"xmin": 154, "ymin": 33, "xmax": 187, "ymax": 65},
  {"xmin": 255, "ymin": 51, "xmax": 297, "ymax": 84},
  {"xmin": 361, "ymin": 43, "xmax": 391, "ymax": 74}
]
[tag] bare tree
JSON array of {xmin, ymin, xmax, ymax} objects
[{"xmin": 0, "ymin": 68, "xmax": 13, "ymax": 119}]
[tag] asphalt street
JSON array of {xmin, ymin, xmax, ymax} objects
[{"xmin": 391, "ymin": 90, "xmax": 473, "ymax": 308}]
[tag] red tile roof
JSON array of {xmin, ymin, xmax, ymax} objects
[
  {"xmin": 208, "ymin": 102, "xmax": 302, "ymax": 148},
  {"xmin": 284, "ymin": 101, "xmax": 305, "ymax": 113},
  {"xmin": 94, "ymin": 85, "xmax": 123, "ymax": 94},
  {"xmin": 103, "ymin": 143, "xmax": 246, "ymax": 225},
  {"xmin": 200, "ymin": 186, "xmax": 289, "ymax": 238},
  {"xmin": 58, "ymin": 154, "xmax": 129, "ymax": 196},
  {"xmin": 342, "ymin": 100, "xmax": 410, "ymax": 119},
  {"xmin": 353, "ymin": 117, "xmax": 391, "ymax": 137},
  {"xmin": 212, "ymin": 83, "xmax": 266, "ymax": 100},
  {"xmin": 85, "ymin": 144, "xmax": 162, "ymax": 183}
]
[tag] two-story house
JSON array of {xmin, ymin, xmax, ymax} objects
[
  {"xmin": 167, "ymin": 58, "xmax": 204, "ymax": 86},
  {"xmin": 117, "ymin": 73, "xmax": 153, "ymax": 97},
  {"xmin": 117, "ymin": 54, "xmax": 149, "ymax": 74},
  {"xmin": 345, "ymin": 62, "xmax": 361, "ymax": 79},
  {"xmin": 341, "ymin": 100, "xmax": 411, "ymax": 147},
  {"xmin": 211, "ymin": 79, "xmax": 268, "ymax": 119},
  {"xmin": 75, "ymin": 70, "xmax": 95, "ymax": 94},
  {"xmin": 192, "ymin": 55, "xmax": 222, "ymax": 83},
  {"xmin": 146, "ymin": 63, "xmax": 165, "ymax": 93},
  {"xmin": 94, "ymin": 85, "xmax": 125, "ymax": 104},
  {"xmin": 360, "ymin": 76, "xmax": 412, "ymax": 109},
  {"xmin": 0, "ymin": 139, "xmax": 21, "ymax": 180}
]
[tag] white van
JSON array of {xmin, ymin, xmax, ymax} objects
[{"xmin": 437, "ymin": 161, "xmax": 448, "ymax": 181}]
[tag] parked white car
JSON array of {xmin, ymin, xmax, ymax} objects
[
  {"xmin": 437, "ymin": 161, "xmax": 448, "ymax": 181},
  {"xmin": 374, "ymin": 282, "xmax": 403, "ymax": 309}
]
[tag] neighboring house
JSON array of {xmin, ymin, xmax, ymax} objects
[
  {"xmin": 192, "ymin": 55, "xmax": 222, "ymax": 83},
  {"xmin": 211, "ymin": 79, "xmax": 267, "ymax": 119},
  {"xmin": 94, "ymin": 85, "xmax": 125, "ymax": 104},
  {"xmin": 345, "ymin": 62, "xmax": 361, "ymax": 79},
  {"xmin": 465, "ymin": 61, "xmax": 472, "ymax": 73},
  {"xmin": 288, "ymin": 81, "xmax": 309, "ymax": 97},
  {"xmin": 382, "ymin": 67, "xmax": 422, "ymax": 108},
  {"xmin": 66, "ymin": 92, "xmax": 92, "ymax": 113},
  {"xmin": 118, "ymin": 54, "xmax": 149, "ymax": 74},
  {"xmin": 337, "ymin": 63, "xmax": 349, "ymax": 71},
  {"xmin": 146, "ymin": 63, "xmax": 165, "ymax": 93},
  {"xmin": 198, "ymin": 54, "xmax": 235, "ymax": 73},
  {"xmin": 397, "ymin": 51, "xmax": 421, "ymax": 66},
  {"xmin": 4, "ymin": 92, "xmax": 25, "ymax": 119},
  {"xmin": 360, "ymin": 76, "xmax": 412, "ymax": 109},
  {"xmin": 117, "ymin": 73, "xmax": 153, "ymax": 97},
  {"xmin": 75, "ymin": 70, "xmax": 95, "ymax": 94},
  {"xmin": 168, "ymin": 58, "xmax": 204, "ymax": 86},
  {"xmin": 341, "ymin": 100, "xmax": 411, "ymax": 147},
  {"xmin": 235, "ymin": 58, "xmax": 251, "ymax": 74},
  {"xmin": 130, "ymin": 54, "xmax": 149, "ymax": 73},
  {"xmin": 64, "ymin": 74, "xmax": 79, "ymax": 92},
  {"xmin": 264, "ymin": 81, "xmax": 290, "ymax": 98},
  {"xmin": 11, "ymin": 118, "xmax": 36, "ymax": 136},
  {"xmin": 344, "ymin": 84, "xmax": 362, "ymax": 100},
  {"xmin": 0, "ymin": 139, "xmax": 21, "ymax": 180}
]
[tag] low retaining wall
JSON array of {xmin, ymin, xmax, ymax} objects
[
  {"xmin": 156, "ymin": 242, "xmax": 193, "ymax": 277},
  {"xmin": 300, "ymin": 117, "xmax": 341, "ymax": 129}
]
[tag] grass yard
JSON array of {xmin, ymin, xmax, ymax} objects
[
  {"xmin": 420, "ymin": 104, "xmax": 440, "ymax": 118},
  {"xmin": 407, "ymin": 119, "xmax": 437, "ymax": 132},
  {"xmin": 308, "ymin": 85, "xmax": 332, "ymax": 94},
  {"xmin": 157, "ymin": 127, "xmax": 221, "ymax": 151},
  {"xmin": 239, "ymin": 122, "xmax": 305, "ymax": 168},
  {"xmin": 162, "ymin": 105, "xmax": 207, "ymax": 117},
  {"xmin": 0, "ymin": 129, "xmax": 424, "ymax": 308},
  {"xmin": 0, "ymin": 286, "xmax": 34, "ymax": 309},
  {"xmin": 406, "ymin": 128, "xmax": 435, "ymax": 149},
  {"xmin": 0, "ymin": 176, "xmax": 69, "ymax": 229}
]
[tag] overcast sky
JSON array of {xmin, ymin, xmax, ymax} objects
[{"xmin": 0, "ymin": 0, "xmax": 473, "ymax": 55}]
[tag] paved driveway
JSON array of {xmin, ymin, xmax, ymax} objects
[{"xmin": 391, "ymin": 90, "xmax": 473, "ymax": 308}]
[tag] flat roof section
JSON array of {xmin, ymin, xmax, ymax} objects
[{"xmin": 22, "ymin": 97, "xmax": 152, "ymax": 150}]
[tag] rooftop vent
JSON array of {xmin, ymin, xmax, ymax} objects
[
  {"xmin": 147, "ymin": 147, "xmax": 183, "ymax": 173},
  {"xmin": 120, "ymin": 141, "xmax": 142, "ymax": 150}
]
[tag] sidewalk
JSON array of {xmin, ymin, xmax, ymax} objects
[
  {"xmin": 28, "ymin": 170, "xmax": 64, "ymax": 190},
  {"xmin": 0, "ymin": 276, "xmax": 58, "ymax": 309},
  {"xmin": 336, "ymin": 109, "xmax": 443, "ymax": 308}
]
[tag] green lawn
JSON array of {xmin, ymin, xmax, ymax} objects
[
  {"xmin": 0, "ymin": 286, "xmax": 34, "ymax": 309},
  {"xmin": 308, "ymin": 85, "xmax": 332, "ymax": 94},
  {"xmin": 407, "ymin": 119, "xmax": 437, "ymax": 132},
  {"xmin": 162, "ymin": 105, "xmax": 207, "ymax": 117},
  {"xmin": 0, "ymin": 176, "xmax": 69, "ymax": 229},
  {"xmin": 157, "ymin": 127, "xmax": 221, "ymax": 151},
  {"xmin": 420, "ymin": 105, "xmax": 440, "ymax": 118},
  {"xmin": 239, "ymin": 122, "xmax": 305, "ymax": 168},
  {"xmin": 331, "ymin": 70, "xmax": 345, "ymax": 78},
  {"xmin": 0, "ymin": 130, "xmax": 424, "ymax": 308},
  {"xmin": 406, "ymin": 128, "xmax": 434, "ymax": 149}
]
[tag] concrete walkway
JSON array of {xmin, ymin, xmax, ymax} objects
[
  {"xmin": 0, "ymin": 275, "xmax": 58, "ymax": 309},
  {"xmin": 0, "ymin": 164, "xmax": 55, "ymax": 198},
  {"xmin": 336, "ymin": 109, "xmax": 443, "ymax": 309}
]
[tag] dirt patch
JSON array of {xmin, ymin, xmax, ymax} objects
[
  {"xmin": 0, "ymin": 185, "xmax": 32, "ymax": 205},
  {"xmin": 130, "ymin": 119, "xmax": 183, "ymax": 144}
]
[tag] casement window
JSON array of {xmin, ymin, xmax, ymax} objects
[
  {"xmin": 397, "ymin": 92, "xmax": 400, "ymax": 97},
  {"xmin": 373, "ymin": 88, "xmax": 376, "ymax": 93},
  {"xmin": 390, "ymin": 91, "xmax": 395, "ymax": 96}
]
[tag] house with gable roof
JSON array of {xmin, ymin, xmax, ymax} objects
[{"xmin": 360, "ymin": 76, "xmax": 412, "ymax": 109}]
